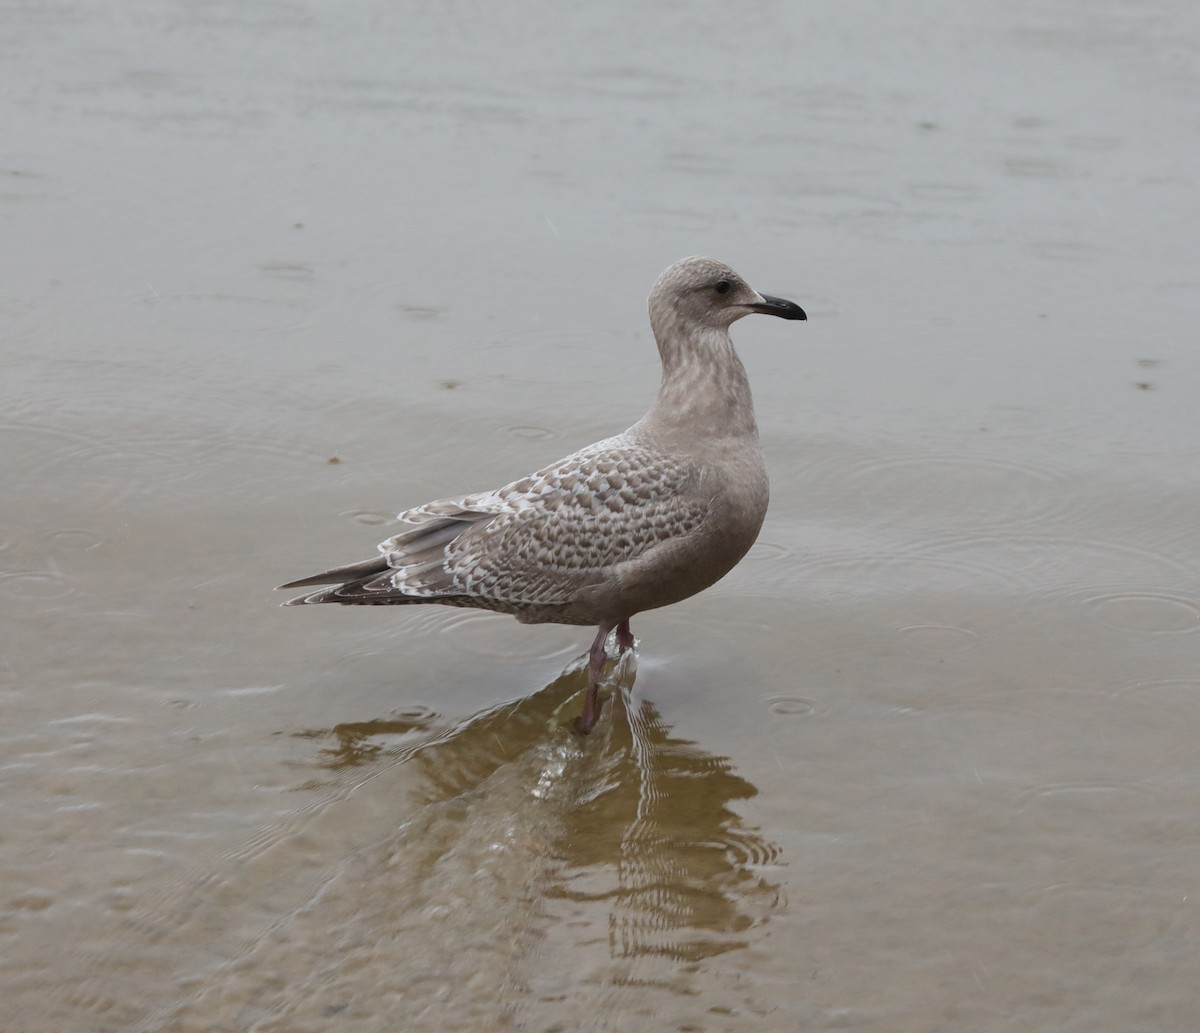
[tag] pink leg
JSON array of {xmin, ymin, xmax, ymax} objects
[
  {"xmin": 615, "ymin": 620, "xmax": 635, "ymax": 653},
  {"xmin": 577, "ymin": 623, "xmax": 615, "ymax": 734}
]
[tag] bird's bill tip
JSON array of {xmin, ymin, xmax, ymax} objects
[{"xmin": 751, "ymin": 293, "xmax": 807, "ymax": 321}]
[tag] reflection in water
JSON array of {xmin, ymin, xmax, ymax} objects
[
  {"xmin": 310, "ymin": 654, "xmax": 781, "ymax": 964},
  {"xmin": 294, "ymin": 705, "xmax": 441, "ymax": 769},
  {"xmin": 552, "ymin": 689, "xmax": 780, "ymax": 964},
  {"xmin": 153, "ymin": 657, "xmax": 782, "ymax": 1029}
]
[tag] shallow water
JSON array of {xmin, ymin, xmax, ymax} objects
[{"xmin": 3, "ymin": 0, "xmax": 1199, "ymax": 1030}]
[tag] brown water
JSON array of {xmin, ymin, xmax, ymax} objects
[{"xmin": 3, "ymin": 0, "xmax": 1199, "ymax": 1030}]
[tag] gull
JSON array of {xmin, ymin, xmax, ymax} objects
[{"xmin": 279, "ymin": 257, "xmax": 806, "ymax": 732}]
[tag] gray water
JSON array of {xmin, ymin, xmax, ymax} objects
[{"xmin": 3, "ymin": 0, "xmax": 1199, "ymax": 1030}]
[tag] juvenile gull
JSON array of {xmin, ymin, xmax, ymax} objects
[{"xmin": 280, "ymin": 257, "xmax": 806, "ymax": 732}]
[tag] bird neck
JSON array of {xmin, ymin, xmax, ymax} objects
[{"xmin": 643, "ymin": 322, "xmax": 759, "ymax": 442}]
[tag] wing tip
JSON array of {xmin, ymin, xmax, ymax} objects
[
  {"xmin": 276, "ymin": 556, "xmax": 391, "ymax": 591},
  {"xmin": 276, "ymin": 575, "xmax": 327, "ymax": 590}
]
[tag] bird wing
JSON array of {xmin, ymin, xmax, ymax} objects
[{"xmin": 289, "ymin": 436, "xmax": 710, "ymax": 607}]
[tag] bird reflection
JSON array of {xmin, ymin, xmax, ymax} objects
[
  {"xmin": 296, "ymin": 654, "xmax": 783, "ymax": 964},
  {"xmin": 562, "ymin": 693, "xmax": 782, "ymax": 962}
]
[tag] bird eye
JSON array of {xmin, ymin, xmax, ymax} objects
[{"xmin": 714, "ymin": 279, "xmax": 732, "ymax": 295}]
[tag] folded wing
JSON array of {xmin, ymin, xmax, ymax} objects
[{"xmin": 280, "ymin": 436, "xmax": 708, "ymax": 610}]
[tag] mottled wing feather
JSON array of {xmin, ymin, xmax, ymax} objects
[{"xmin": 369, "ymin": 436, "xmax": 707, "ymax": 606}]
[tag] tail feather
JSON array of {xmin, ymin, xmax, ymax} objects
[{"xmin": 278, "ymin": 512, "xmax": 486, "ymax": 604}]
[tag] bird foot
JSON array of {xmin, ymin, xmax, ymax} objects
[{"xmin": 574, "ymin": 699, "xmax": 603, "ymax": 735}]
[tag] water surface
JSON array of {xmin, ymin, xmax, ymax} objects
[{"xmin": 3, "ymin": 0, "xmax": 1198, "ymax": 1030}]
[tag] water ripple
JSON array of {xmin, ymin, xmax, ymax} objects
[
  {"xmin": 1013, "ymin": 778, "xmax": 1165, "ymax": 810},
  {"xmin": 764, "ymin": 694, "xmax": 820, "ymax": 717},
  {"xmin": 896, "ymin": 622, "xmax": 980, "ymax": 653},
  {"xmin": 1116, "ymin": 677, "xmax": 1200, "ymax": 703},
  {"xmin": 744, "ymin": 539, "xmax": 791, "ymax": 563},
  {"xmin": 794, "ymin": 440, "xmax": 1088, "ymax": 528},
  {"xmin": 339, "ymin": 508, "xmax": 399, "ymax": 527},
  {"xmin": 503, "ymin": 423, "xmax": 559, "ymax": 441},
  {"xmin": 907, "ymin": 532, "xmax": 1195, "ymax": 599},
  {"xmin": 0, "ymin": 569, "xmax": 73, "ymax": 599},
  {"xmin": 1069, "ymin": 587, "xmax": 1200, "ymax": 634},
  {"xmin": 46, "ymin": 528, "xmax": 105, "ymax": 551}
]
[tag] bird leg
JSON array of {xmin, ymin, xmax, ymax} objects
[
  {"xmin": 615, "ymin": 620, "xmax": 635, "ymax": 653},
  {"xmin": 577, "ymin": 622, "xmax": 616, "ymax": 734}
]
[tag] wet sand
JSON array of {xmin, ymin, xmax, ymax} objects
[{"xmin": 3, "ymin": 0, "xmax": 1198, "ymax": 1030}]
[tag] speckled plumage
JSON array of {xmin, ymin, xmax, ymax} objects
[{"xmin": 280, "ymin": 256, "xmax": 806, "ymax": 731}]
